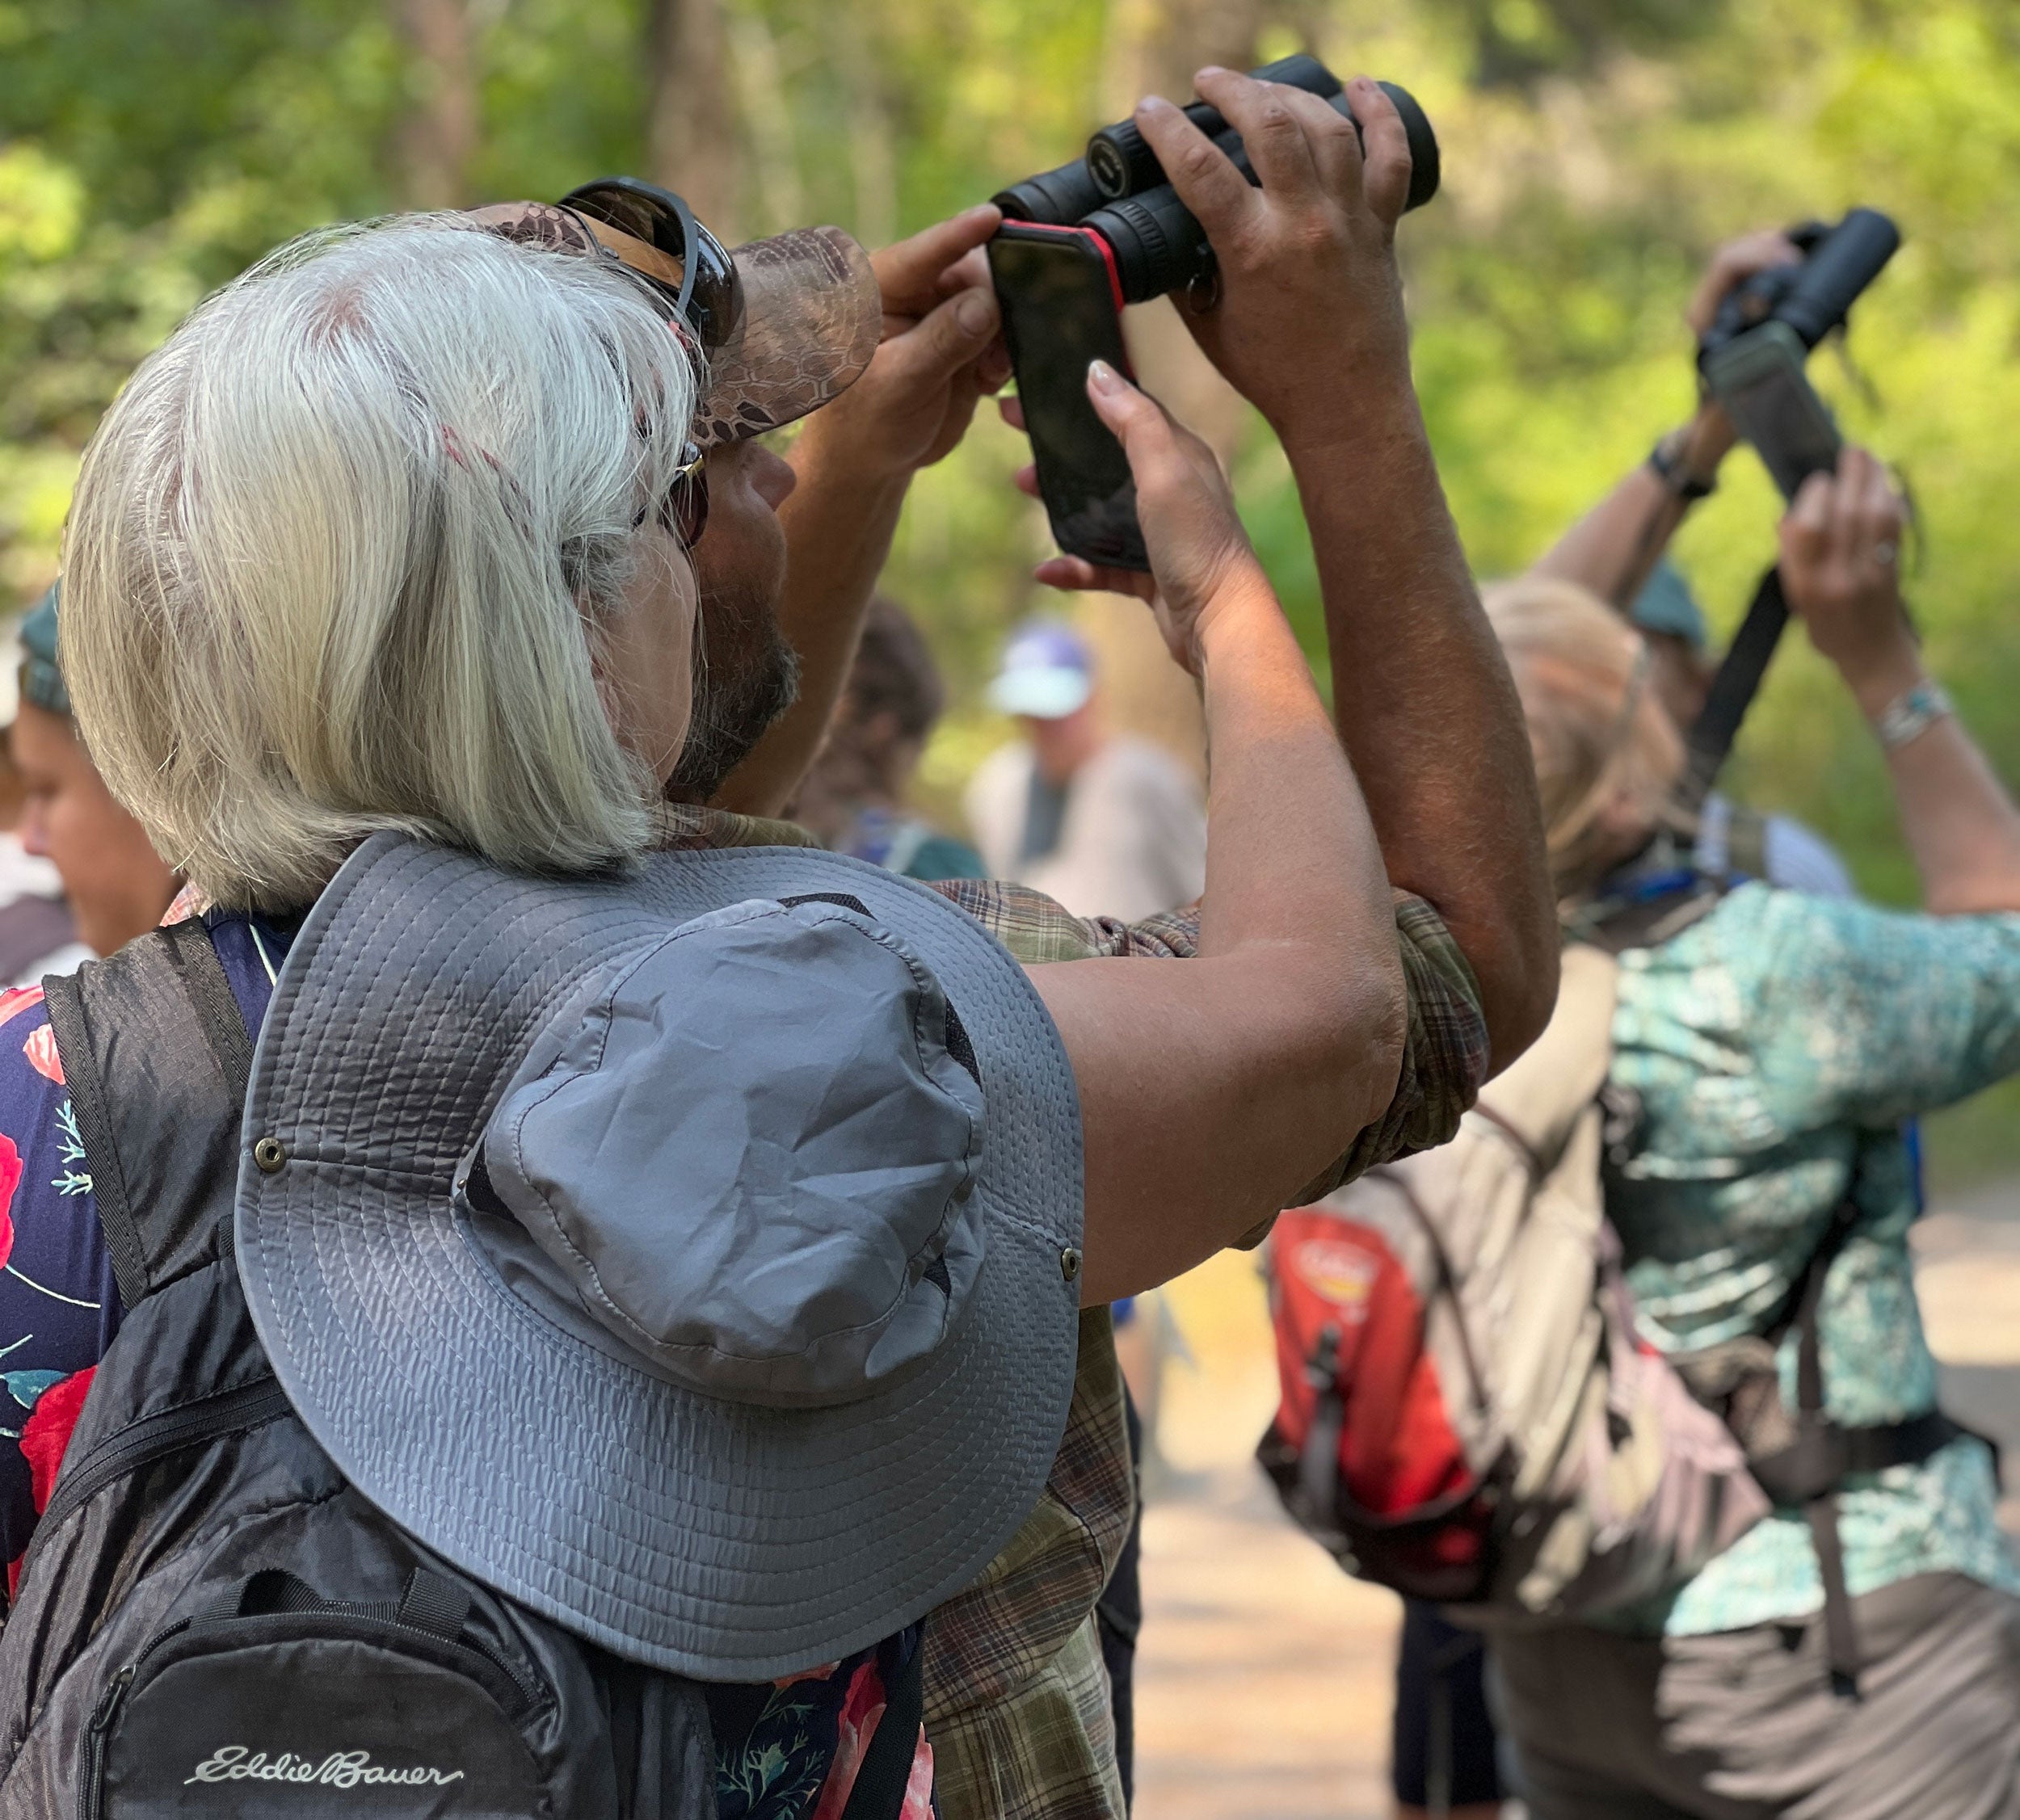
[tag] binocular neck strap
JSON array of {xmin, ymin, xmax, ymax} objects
[{"xmin": 1677, "ymin": 564, "xmax": 1791, "ymax": 818}]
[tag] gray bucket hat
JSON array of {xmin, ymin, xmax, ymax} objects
[{"xmin": 235, "ymin": 833, "xmax": 1084, "ymax": 1680}]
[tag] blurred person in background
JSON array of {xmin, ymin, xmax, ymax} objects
[
  {"xmin": 0, "ymin": 595, "xmax": 87, "ymax": 982},
  {"xmin": 1530, "ymin": 229, "xmax": 1868, "ymax": 897},
  {"xmin": 1384, "ymin": 562, "xmax": 1867, "ymax": 1820},
  {"xmin": 963, "ymin": 617, "xmax": 1206, "ymax": 922},
  {"xmin": 1483, "ymin": 448, "xmax": 2020, "ymax": 1818},
  {"xmin": 1384, "ymin": 574, "xmax": 1862, "ymax": 1820},
  {"xmin": 10, "ymin": 584, "xmax": 175, "ymax": 963},
  {"xmin": 788, "ymin": 594, "xmax": 984, "ymax": 881},
  {"xmin": 1390, "ymin": 233, "xmax": 1864, "ymax": 1820}
]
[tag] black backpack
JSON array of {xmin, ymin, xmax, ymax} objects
[{"xmin": 0, "ymin": 921, "xmax": 924, "ymax": 1819}]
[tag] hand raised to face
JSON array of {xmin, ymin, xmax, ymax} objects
[
  {"xmin": 1779, "ymin": 446, "xmax": 1915, "ymax": 686},
  {"xmin": 794, "ymin": 205, "xmax": 1012, "ymax": 482},
  {"xmin": 1685, "ymin": 229, "xmax": 1805, "ymax": 341},
  {"xmin": 1018, "ymin": 363, "xmax": 1269, "ymax": 678}
]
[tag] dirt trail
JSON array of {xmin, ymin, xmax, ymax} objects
[{"xmin": 1131, "ymin": 1250, "xmax": 1401, "ymax": 1820}]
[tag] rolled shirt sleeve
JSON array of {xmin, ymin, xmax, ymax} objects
[{"xmin": 928, "ymin": 880, "xmax": 1492, "ymax": 1213}]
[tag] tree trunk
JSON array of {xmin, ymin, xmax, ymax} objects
[
  {"xmin": 723, "ymin": 6, "xmax": 803, "ymax": 239},
  {"xmin": 391, "ymin": 0, "xmax": 478, "ymax": 209},
  {"xmin": 646, "ymin": 0, "xmax": 741, "ymax": 244},
  {"xmin": 1073, "ymin": 0, "xmax": 1275, "ymax": 780},
  {"xmin": 833, "ymin": 7, "xmax": 898, "ymax": 252}
]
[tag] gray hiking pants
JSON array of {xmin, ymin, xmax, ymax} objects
[{"xmin": 1490, "ymin": 1573, "xmax": 2020, "ymax": 1819}]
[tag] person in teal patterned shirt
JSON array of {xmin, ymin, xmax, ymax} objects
[{"xmin": 1485, "ymin": 447, "xmax": 2020, "ymax": 1819}]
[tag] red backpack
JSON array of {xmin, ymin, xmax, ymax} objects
[{"xmin": 1258, "ymin": 945, "xmax": 1769, "ymax": 1618}]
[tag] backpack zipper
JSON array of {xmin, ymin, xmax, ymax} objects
[
  {"xmin": 381, "ymin": 1613, "xmax": 545, "ymax": 1713},
  {"xmin": 31, "ymin": 1377, "xmax": 293, "ymax": 1566},
  {"xmin": 77, "ymin": 1662, "xmax": 133, "ymax": 1818},
  {"xmin": 76, "ymin": 1615, "xmax": 187, "ymax": 1820}
]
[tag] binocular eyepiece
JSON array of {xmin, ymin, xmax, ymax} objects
[{"xmin": 993, "ymin": 53, "xmax": 1441, "ymax": 306}]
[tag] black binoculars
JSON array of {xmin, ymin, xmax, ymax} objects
[
  {"xmin": 1699, "ymin": 208, "xmax": 1902, "ymax": 359},
  {"xmin": 991, "ymin": 53, "xmax": 1441, "ymax": 305}
]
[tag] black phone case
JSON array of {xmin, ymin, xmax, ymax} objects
[{"xmin": 989, "ymin": 227, "xmax": 1151, "ymax": 571}]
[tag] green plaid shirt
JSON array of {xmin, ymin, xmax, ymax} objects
[{"xmin": 653, "ymin": 807, "xmax": 1491, "ymax": 1820}]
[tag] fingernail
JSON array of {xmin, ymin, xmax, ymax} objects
[
  {"xmin": 962, "ymin": 202, "xmax": 999, "ymax": 222},
  {"xmin": 1088, "ymin": 359, "xmax": 1122, "ymax": 393},
  {"xmin": 1137, "ymin": 94, "xmax": 1172, "ymax": 115},
  {"xmin": 1196, "ymin": 64, "xmax": 1229, "ymax": 78},
  {"xmin": 956, "ymin": 290, "xmax": 995, "ymax": 334}
]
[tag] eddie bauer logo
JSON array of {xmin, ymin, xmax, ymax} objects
[{"xmin": 185, "ymin": 1746, "xmax": 465, "ymax": 1788}]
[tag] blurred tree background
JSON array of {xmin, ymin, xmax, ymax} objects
[{"xmin": 2, "ymin": 0, "xmax": 2018, "ymax": 1175}]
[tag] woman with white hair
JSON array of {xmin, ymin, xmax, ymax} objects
[
  {"xmin": 1483, "ymin": 449, "xmax": 2020, "ymax": 1818},
  {"xmin": 0, "ymin": 187, "xmax": 1454, "ymax": 1815}
]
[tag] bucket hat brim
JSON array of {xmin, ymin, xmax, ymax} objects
[{"xmin": 235, "ymin": 835, "xmax": 1084, "ymax": 1681}]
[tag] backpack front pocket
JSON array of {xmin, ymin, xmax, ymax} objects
[{"xmin": 81, "ymin": 1569, "xmax": 552, "ymax": 1818}]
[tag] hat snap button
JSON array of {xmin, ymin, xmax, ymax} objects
[
  {"xmin": 252, "ymin": 1137, "xmax": 288, "ymax": 1175},
  {"xmin": 1059, "ymin": 1246, "xmax": 1082, "ymax": 1283}
]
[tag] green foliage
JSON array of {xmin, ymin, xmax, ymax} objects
[{"xmin": 2, "ymin": 0, "xmax": 2018, "ymax": 1175}]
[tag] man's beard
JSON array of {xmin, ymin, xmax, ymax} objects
[{"xmin": 664, "ymin": 570, "xmax": 801, "ymax": 804}]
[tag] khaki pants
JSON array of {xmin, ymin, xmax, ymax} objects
[{"xmin": 1491, "ymin": 1574, "xmax": 2020, "ymax": 1819}]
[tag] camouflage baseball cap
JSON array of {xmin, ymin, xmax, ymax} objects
[{"xmin": 466, "ymin": 195, "xmax": 881, "ymax": 452}]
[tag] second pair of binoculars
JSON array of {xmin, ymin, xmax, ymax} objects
[{"xmin": 992, "ymin": 54, "xmax": 1441, "ymax": 307}]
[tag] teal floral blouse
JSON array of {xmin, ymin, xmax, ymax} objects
[{"xmin": 1606, "ymin": 882, "xmax": 2020, "ymax": 1636}]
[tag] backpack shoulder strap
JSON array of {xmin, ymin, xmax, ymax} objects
[
  {"xmin": 44, "ymin": 918, "xmax": 252, "ymax": 1309},
  {"xmin": 1471, "ymin": 943, "xmax": 1619, "ymax": 1173},
  {"xmin": 838, "ymin": 1635, "xmax": 925, "ymax": 1820}
]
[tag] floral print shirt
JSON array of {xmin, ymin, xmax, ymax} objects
[
  {"xmin": 0, "ymin": 907, "xmax": 932, "ymax": 1818},
  {"xmin": 0, "ymin": 979, "xmax": 116, "ymax": 1579},
  {"xmin": 1606, "ymin": 881, "xmax": 2020, "ymax": 1635}
]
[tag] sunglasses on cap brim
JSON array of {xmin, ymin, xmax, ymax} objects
[
  {"xmin": 557, "ymin": 178, "xmax": 743, "ymax": 360},
  {"xmin": 558, "ymin": 182, "xmax": 719, "ymax": 549}
]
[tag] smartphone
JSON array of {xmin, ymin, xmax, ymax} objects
[
  {"xmin": 988, "ymin": 223, "xmax": 1151, "ymax": 571},
  {"xmin": 1700, "ymin": 321, "xmax": 1843, "ymax": 502}
]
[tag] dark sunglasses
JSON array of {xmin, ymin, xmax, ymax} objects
[
  {"xmin": 659, "ymin": 440, "xmax": 710, "ymax": 548},
  {"xmin": 558, "ymin": 177, "xmax": 743, "ymax": 358},
  {"xmin": 629, "ymin": 438, "xmax": 709, "ymax": 547}
]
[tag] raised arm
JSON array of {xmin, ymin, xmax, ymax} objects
[
  {"xmin": 1530, "ymin": 231, "xmax": 1801, "ymax": 607},
  {"xmin": 1134, "ymin": 71, "xmax": 1556, "ymax": 1068},
  {"xmin": 711, "ymin": 207, "xmax": 1010, "ymax": 818},
  {"xmin": 1780, "ymin": 448, "xmax": 2020, "ymax": 915},
  {"xmin": 1024, "ymin": 367, "xmax": 1403, "ymax": 1308}
]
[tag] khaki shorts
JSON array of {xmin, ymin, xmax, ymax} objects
[{"xmin": 1490, "ymin": 1574, "xmax": 2020, "ymax": 1820}]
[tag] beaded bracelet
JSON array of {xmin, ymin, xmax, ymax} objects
[{"xmin": 1871, "ymin": 679, "xmax": 1953, "ymax": 751}]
